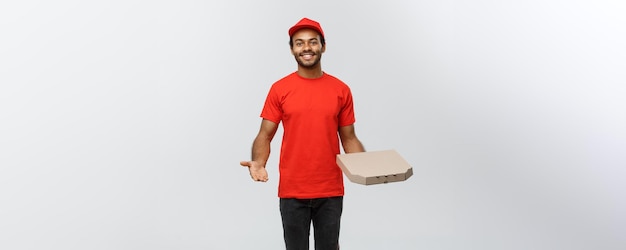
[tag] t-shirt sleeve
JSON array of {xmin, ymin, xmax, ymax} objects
[
  {"xmin": 260, "ymin": 85, "xmax": 282, "ymax": 123},
  {"xmin": 338, "ymin": 87, "xmax": 356, "ymax": 127}
]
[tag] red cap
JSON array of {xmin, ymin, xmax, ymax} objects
[{"xmin": 288, "ymin": 17, "xmax": 324, "ymax": 38}]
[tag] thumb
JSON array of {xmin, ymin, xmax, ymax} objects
[{"xmin": 240, "ymin": 161, "xmax": 251, "ymax": 167}]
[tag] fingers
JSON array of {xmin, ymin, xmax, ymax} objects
[
  {"xmin": 250, "ymin": 173, "xmax": 267, "ymax": 182},
  {"xmin": 252, "ymin": 176, "xmax": 268, "ymax": 182},
  {"xmin": 240, "ymin": 161, "xmax": 268, "ymax": 182},
  {"xmin": 251, "ymin": 171, "xmax": 268, "ymax": 182},
  {"xmin": 249, "ymin": 167, "xmax": 268, "ymax": 182}
]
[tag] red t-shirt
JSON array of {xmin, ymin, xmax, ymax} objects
[{"xmin": 261, "ymin": 72, "xmax": 356, "ymax": 198}]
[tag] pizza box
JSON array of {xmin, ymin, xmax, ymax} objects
[{"xmin": 336, "ymin": 149, "xmax": 413, "ymax": 185}]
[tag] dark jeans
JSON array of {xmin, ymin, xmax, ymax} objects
[{"xmin": 279, "ymin": 196, "xmax": 343, "ymax": 250}]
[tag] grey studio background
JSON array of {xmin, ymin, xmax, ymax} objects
[{"xmin": 1, "ymin": 1, "xmax": 625, "ymax": 249}]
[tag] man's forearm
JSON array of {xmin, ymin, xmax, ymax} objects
[
  {"xmin": 342, "ymin": 138, "xmax": 365, "ymax": 153},
  {"xmin": 251, "ymin": 136, "xmax": 271, "ymax": 166}
]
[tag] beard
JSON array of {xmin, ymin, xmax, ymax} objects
[{"xmin": 294, "ymin": 51, "xmax": 322, "ymax": 69}]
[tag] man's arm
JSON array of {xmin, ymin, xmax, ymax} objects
[
  {"xmin": 338, "ymin": 124, "xmax": 365, "ymax": 153},
  {"xmin": 240, "ymin": 119, "xmax": 279, "ymax": 182}
]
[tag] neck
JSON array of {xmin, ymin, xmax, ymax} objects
[{"xmin": 296, "ymin": 64, "xmax": 323, "ymax": 79}]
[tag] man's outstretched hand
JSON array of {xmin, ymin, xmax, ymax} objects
[{"xmin": 239, "ymin": 161, "xmax": 268, "ymax": 182}]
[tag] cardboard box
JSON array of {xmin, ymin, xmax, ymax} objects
[{"xmin": 336, "ymin": 149, "xmax": 413, "ymax": 185}]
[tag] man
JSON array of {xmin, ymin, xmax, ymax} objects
[{"xmin": 239, "ymin": 17, "xmax": 365, "ymax": 250}]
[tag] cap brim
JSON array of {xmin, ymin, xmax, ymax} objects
[{"xmin": 289, "ymin": 25, "xmax": 324, "ymax": 37}]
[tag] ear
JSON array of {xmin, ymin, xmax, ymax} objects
[{"xmin": 321, "ymin": 43, "xmax": 326, "ymax": 53}]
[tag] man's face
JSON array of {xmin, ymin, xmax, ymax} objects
[{"xmin": 290, "ymin": 29, "xmax": 325, "ymax": 69}]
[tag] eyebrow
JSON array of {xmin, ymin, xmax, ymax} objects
[{"xmin": 294, "ymin": 38, "xmax": 319, "ymax": 42}]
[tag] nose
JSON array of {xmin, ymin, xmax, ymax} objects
[{"xmin": 303, "ymin": 42, "xmax": 312, "ymax": 51}]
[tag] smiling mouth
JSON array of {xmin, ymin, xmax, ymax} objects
[{"xmin": 301, "ymin": 53, "xmax": 315, "ymax": 60}]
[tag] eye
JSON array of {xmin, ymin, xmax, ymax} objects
[
  {"xmin": 311, "ymin": 41, "xmax": 318, "ymax": 45},
  {"xmin": 295, "ymin": 42, "xmax": 303, "ymax": 47}
]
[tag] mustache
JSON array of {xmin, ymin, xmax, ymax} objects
[{"xmin": 299, "ymin": 51, "xmax": 316, "ymax": 56}]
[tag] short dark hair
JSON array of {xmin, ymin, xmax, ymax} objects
[{"xmin": 289, "ymin": 35, "xmax": 325, "ymax": 48}]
